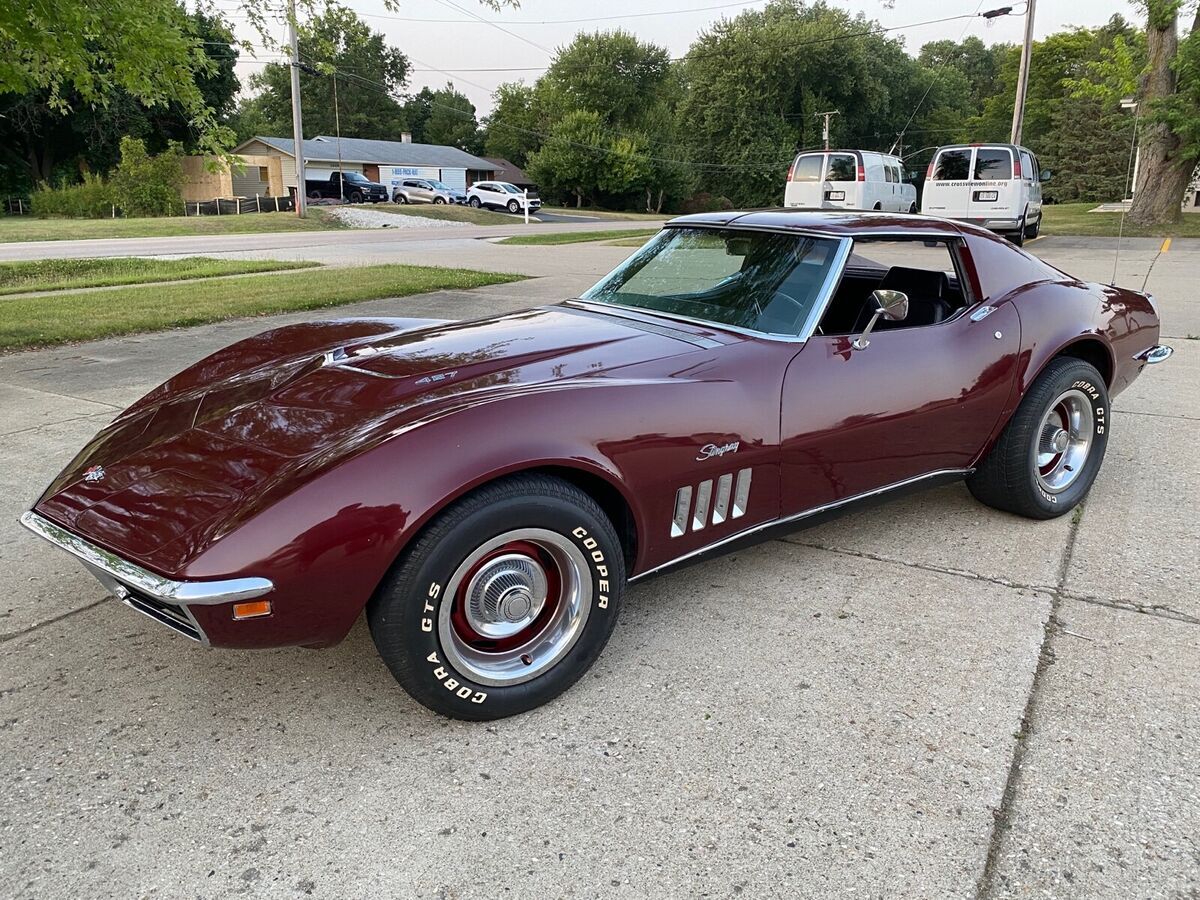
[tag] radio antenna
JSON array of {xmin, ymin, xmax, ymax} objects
[{"xmin": 1112, "ymin": 97, "xmax": 1142, "ymax": 286}]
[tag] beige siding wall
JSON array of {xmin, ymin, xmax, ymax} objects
[{"xmin": 183, "ymin": 155, "xmax": 285, "ymax": 200}]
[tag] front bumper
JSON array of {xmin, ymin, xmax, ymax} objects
[
  {"xmin": 1135, "ymin": 344, "xmax": 1173, "ymax": 365},
  {"xmin": 20, "ymin": 511, "xmax": 273, "ymax": 645}
]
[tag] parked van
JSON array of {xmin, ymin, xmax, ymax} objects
[
  {"xmin": 920, "ymin": 143, "xmax": 1049, "ymax": 246},
  {"xmin": 784, "ymin": 149, "xmax": 917, "ymax": 213}
]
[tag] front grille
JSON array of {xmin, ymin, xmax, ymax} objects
[{"xmin": 122, "ymin": 589, "xmax": 203, "ymax": 641}]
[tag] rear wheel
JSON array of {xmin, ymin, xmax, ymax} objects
[
  {"xmin": 368, "ymin": 475, "xmax": 625, "ymax": 720},
  {"xmin": 1024, "ymin": 213, "xmax": 1041, "ymax": 239},
  {"xmin": 908, "ymin": 202, "xmax": 918, "ymax": 214},
  {"xmin": 968, "ymin": 357, "xmax": 1109, "ymax": 519},
  {"xmin": 1010, "ymin": 211, "xmax": 1027, "ymax": 246}
]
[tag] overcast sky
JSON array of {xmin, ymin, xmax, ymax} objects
[{"xmin": 221, "ymin": 0, "xmax": 1138, "ymax": 117}]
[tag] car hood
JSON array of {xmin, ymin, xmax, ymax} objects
[{"xmin": 34, "ymin": 306, "xmax": 703, "ymax": 573}]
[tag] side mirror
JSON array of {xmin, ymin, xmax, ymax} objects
[
  {"xmin": 853, "ymin": 289, "xmax": 909, "ymax": 351},
  {"xmin": 1040, "ymin": 169, "xmax": 1052, "ymax": 182}
]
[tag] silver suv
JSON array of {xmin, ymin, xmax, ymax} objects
[{"xmin": 392, "ymin": 178, "xmax": 465, "ymax": 205}]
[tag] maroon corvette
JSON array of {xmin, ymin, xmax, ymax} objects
[{"xmin": 23, "ymin": 211, "xmax": 1171, "ymax": 719}]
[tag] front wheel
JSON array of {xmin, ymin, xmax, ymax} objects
[
  {"xmin": 368, "ymin": 475, "xmax": 625, "ymax": 720},
  {"xmin": 968, "ymin": 357, "xmax": 1109, "ymax": 519},
  {"xmin": 468, "ymin": 196, "xmax": 481, "ymax": 208},
  {"xmin": 433, "ymin": 196, "xmax": 446, "ymax": 205},
  {"xmin": 394, "ymin": 194, "xmax": 408, "ymax": 204},
  {"xmin": 507, "ymin": 199, "xmax": 521, "ymax": 214}
]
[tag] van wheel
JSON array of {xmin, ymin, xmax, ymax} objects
[
  {"xmin": 1010, "ymin": 215, "xmax": 1026, "ymax": 247},
  {"xmin": 908, "ymin": 203, "xmax": 918, "ymax": 214},
  {"xmin": 872, "ymin": 202, "xmax": 882, "ymax": 211},
  {"xmin": 1024, "ymin": 214, "xmax": 1041, "ymax": 239}
]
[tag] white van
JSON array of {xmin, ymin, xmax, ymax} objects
[
  {"xmin": 784, "ymin": 149, "xmax": 917, "ymax": 213},
  {"xmin": 920, "ymin": 143, "xmax": 1049, "ymax": 246}
]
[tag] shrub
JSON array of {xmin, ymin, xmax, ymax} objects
[
  {"xmin": 678, "ymin": 192, "xmax": 734, "ymax": 214},
  {"xmin": 30, "ymin": 173, "xmax": 117, "ymax": 218},
  {"xmin": 110, "ymin": 137, "xmax": 184, "ymax": 217}
]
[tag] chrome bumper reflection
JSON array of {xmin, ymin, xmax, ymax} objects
[
  {"xmin": 19, "ymin": 511, "xmax": 274, "ymax": 643},
  {"xmin": 1135, "ymin": 344, "xmax": 1173, "ymax": 365}
]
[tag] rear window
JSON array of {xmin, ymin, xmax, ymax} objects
[
  {"xmin": 791, "ymin": 154, "xmax": 823, "ymax": 182},
  {"xmin": 826, "ymin": 154, "xmax": 857, "ymax": 182},
  {"xmin": 974, "ymin": 148, "xmax": 1013, "ymax": 180},
  {"xmin": 932, "ymin": 149, "xmax": 971, "ymax": 180}
]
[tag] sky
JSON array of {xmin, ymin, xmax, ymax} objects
[{"xmin": 215, "ymin": 0, "xmax": 1139, "ymax": 117}]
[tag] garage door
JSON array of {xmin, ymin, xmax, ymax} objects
[{"xmin": 439, "ymin": 169, "xmax": 467, "ymax": 193}]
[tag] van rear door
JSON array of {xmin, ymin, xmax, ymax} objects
[
  {"xmin": 921, "ymin": 147, "xmax": 972, "ymax": 218},
  {"xmin": 970, "ymin": 146, "xmax": 1017, "ymax": 222},
  {"xmin": 784, "ymin": 152, "xmax": 825, "ymax": 207},
  {"xmin": 823, "ymin": 152, "xmax": 859, "ymax": 209}
]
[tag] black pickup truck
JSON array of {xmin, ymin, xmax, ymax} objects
[{"xmin": 304, "ymin": 172, "xmax": 389, "ymax": 203}]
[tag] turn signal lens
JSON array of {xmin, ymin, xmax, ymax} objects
[{"xmin": 233, "ymin": 599, "xmax": 272, "ymax": 620}]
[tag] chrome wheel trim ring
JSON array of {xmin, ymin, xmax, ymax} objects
[
  {"xmin": 1034, "ymin": 389, "xmax": 1094, "ymax": 494},
  {"xmin": 439, "ymin": 528, "xmax": 592, "ymax": 687}
]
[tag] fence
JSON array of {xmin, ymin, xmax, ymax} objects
[
  {"xmin": 3, "ymin": 198, "xmax": 30, "ymax": 215},
  {"xmin": 182, "ymin": 195, "xmax": 296, "ymax": 216}
]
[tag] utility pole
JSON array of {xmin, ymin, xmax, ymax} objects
[
  {"xmin": 288, "ymin": 0, "xmax": 307, "ymax": 217},
  {"xmin": 333, "ymin": 73, "xmax": 344, "ymax": 203},
  {"xmin": 814, "ymin": 110, "xmax": 840, "ymax": 151},
  {"xmin": 1009, "ymin": 0, "xmax": 1036, "ymax": 145}
]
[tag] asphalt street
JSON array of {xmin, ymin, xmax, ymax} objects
[{"xmin": 0, "ymin": 233, "xmax": 1196, "ymax": 898}]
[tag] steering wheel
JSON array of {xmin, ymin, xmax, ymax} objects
[{"xmin": 766, "ymin": 290, "xmax": 810, "ymax": 333}]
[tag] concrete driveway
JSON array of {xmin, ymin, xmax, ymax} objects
[{"xmin": 0, "ymin": 237, "xmax": 1196, "ymax": 898}]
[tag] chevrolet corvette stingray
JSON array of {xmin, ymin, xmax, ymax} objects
[{"xmin": 22, "ymin": 211, "xmax": 1171, "ymax": 719}]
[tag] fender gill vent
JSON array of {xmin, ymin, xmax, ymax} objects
[{"xmin": 670, "ymin": 468, "xmax": 753, "ymax": 537}]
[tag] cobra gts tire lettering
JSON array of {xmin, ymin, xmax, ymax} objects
[
  {"xmin": 425, "ymin": 651, "xmax": 486, "ymax": 704},
  {"xmin": 421, "ymin": 582, "xmax": 440, "ymax": 632}
]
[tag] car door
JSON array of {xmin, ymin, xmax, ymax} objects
[
  {"xmin": 1021, "ymin": 150, "xmax": 1042, "ymax": 222},
  {"xmin": 778, "ymin": 238, "xmax": 1021, "ymax": 514}
]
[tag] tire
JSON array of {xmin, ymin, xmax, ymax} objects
[
  {"xmin": 394, "ymin": 194, "xmax": 408, "ymax": 204},
  {"xmin": 909, "ymin": 202, "xmax": 918, "ymax": 214},
  {"xmin": 368, "ymin": 474, "xmax": 626, "ymax": 720},
  {"xmin": 434, "ymin": 196, "xmax": 446, "ymax": 205},
  {"xmin": 872, "ymin": 202, "xmax": 882, "ymax": 211},
  {"xmin": 507, "ymin": 199, "xmax": 521, "ymax": 214},
  {"xmin": 307, "ymin": 190, "xmax": 321, "ymax": 201},
  {"xmin": 469, "ymin": 196, "xmax": 481, "ymax": 208},
  {"xmin": 350, "ymin": 191, "xmax": 363, "ymax": 204},
  {"xmin": 1025, "ymin": 213, "xmax": 1041, "ymax": 239},
  {"xmin": 967, "ymin": 357, "xmax": 1109, "ymax": 519}
]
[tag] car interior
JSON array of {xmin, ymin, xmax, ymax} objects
[{"xmin": 815, "ymin": 239, "xmax": 972, "ymax": 335}]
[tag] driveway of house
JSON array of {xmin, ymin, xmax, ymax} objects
[{"xmin": 0, "ymin": 237, "xmax": 1196, "ymax": 898}]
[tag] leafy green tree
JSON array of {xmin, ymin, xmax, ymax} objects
[
  {"xmin": 526, "ymin": 110, "xmax": 606, "ymax": 207},
  {"xmin": 109, "ymin": 136, "xmax": 184, "ymax": 216},
  {"xmin": 918, "ymin": 36, "xmax": 1009, "ymax": 115},
  {"xmin": 424, "ymin": 85, "xmax": 481, "ymax": 150},
  {"xmin": 483, "ymin": 82, "xmax": 543, "ymax": 167},
  {"xmin": 249, "ymin": 5, "xmax": 409, "ymax": 141},
  {"xmin": 1039, "ymin": 95, "xmax": 1136, "ymax": 202},
  {"xmin": 539, "ymin": 31, "xmax": 672, "ymax": 127}
]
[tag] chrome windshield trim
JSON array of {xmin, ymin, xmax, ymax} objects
[
  {"xmin": 629, "ymin": 468, "xmax": 973, "ymax": 582},
  {"xmin": 19, "ymin": 511, "xmax": 273, "ymax": 606},
  {"xmin": 580, "ymin": 228, "xmax": 853, "ymax": 344}
]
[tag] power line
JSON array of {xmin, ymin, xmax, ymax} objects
[{"xmin": 427, "ymin": 0, "xmax": 554, "ymax": 55}]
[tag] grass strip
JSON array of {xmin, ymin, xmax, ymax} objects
[
  {"xmin": 1040, "ymin": 202, "xmax": 1200, "ymax": 238},
  {"xmin": 2, "ymin": 264, "xmax": 523, "ymax": 351},
  {"xmin": 497, "ymin": 228, "xmax": 660, "ymax": 246},
  {"xmin": 0, "ymin": 256, "xmax": 318, "ymax": 296},
  {"xmin": 0, "ymin": 211, "xmax": 341, "ymax": 243}
]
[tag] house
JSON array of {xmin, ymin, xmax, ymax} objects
[
  {"xmin": 481, "ymin": 157, "xmax": 536, "ymax": 190},
  {"xmin": 231, "ymin": 134, "xmax": 496, "ymax": 197}
]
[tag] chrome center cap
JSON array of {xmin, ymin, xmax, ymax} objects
[
  {"xmin": 464, "ymin": 553, "xmax": 548, "ymax": 639},
  {"xmin": 1050, "ymin": 428, "xmax": 1069, "ymax": 454},
  {"xmin": 1040, "ymin": 423, "xmax": 1070, "ymax": 456}
]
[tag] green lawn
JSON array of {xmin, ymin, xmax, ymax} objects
[
  {"xmin": 540, "ymin": 206, "xmax": 669, "ymax": 221},
  {"xmin": 1, "ymin": 264, "xmax": 523, "ymax": 351},
  {"xmin": 0, "ymin": 256, "xmax": 317, "ymax": 296},
  {"xmin": 1040, "ymin": 203, "xmax": 1200, "ymax": 238},
  {"xmin": 497, "ymin": 228, "xmax": 661, "ymax": 246},
  {"xmin": 0, "ymin": 211, "xmax": 341, "ymax": 243},
  {"xmin": 370, "ymin": 204, "xmax": 516, "ymax": 225}
]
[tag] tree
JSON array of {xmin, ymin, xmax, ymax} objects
[
  {"xmin": 401, "ymin": 87, "xmax": 436, "ymax": 143},
  {"xmin": 424, "ymin": 85, "xmax": 481, "ymax": 150},
  {"xmin": 0, "ymin": 0, "xmax": 228, "ymax": 155},
  {"xmin": 526, "ymin": 110, "xmax": 606, "ymax": 207},
  {"xmin": 539, "ymin": 31, "xmax": 672, "ymax": 127},
  {"xmin": 0, "ymin": 7, "xmax": 240, "ymax": 194},
  {"xmin": 483, "ymin": 82, "xmax": 543, "ymax": 167},
  {"xmin": 1127, "ymin": 1, "xmax": 1200, "ymax": 225},
  {"xmin": 249, "ymin": 5, "xmax": 409, "ymax": 141},
  {"xmin": 918, "ymin": 36, "xmax": 1008, "ymax": 113}
]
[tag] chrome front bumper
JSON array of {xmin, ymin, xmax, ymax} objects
[
  {"xmin": 1135, "ymin": 344, "xmax": 1173, "ymax": 365},
  {"xmin": 19, "ymin": 511, "xmax": 273, "ymax": 643}
]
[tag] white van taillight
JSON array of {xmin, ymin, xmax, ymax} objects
[
  {"xmin": 857, "ymin": 161, "xmax": 865, "ymax": 182},
  {"xmin": 786, "ymin": 161, "xmax": 795, "ymax": 182},
  {"xmin": 1012, "ymin": 155, "xmax": 1022, "ymax": 179},
  {"xmin": 925, "ymin": 160, "xmax": 935, "ymax": 180}
]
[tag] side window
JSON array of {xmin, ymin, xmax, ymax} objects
[
  {"xmin": 1020, "ymin": 152, "xmax": 1035, "ymax": 182},
  {"xmin": 932, "ymin": 149, "xmax": 971, "ymax": 180},
  {"xmin": 817, "ymin": 239, "xmax": 970, "ymax": 335},
  {"xmin": 884, "ymin": 165, "xmax": 895, "ymax": 184},
  {"xmin": 974, "ymin": 148, "xmax": 1013, "ymax": 180},
  {"xmin": 791, "ymin": 155, "xmax": 823, "ymax": 182},
  {"xmin": 893, "ymin": 164, "xmax": 904, "ymax": 183}
]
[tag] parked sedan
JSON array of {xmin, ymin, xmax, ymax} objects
[
  {"xmin": 392, "ymin": 178, "xmax": 465, "ymax": 206},
  {"xmin": 466, "ymin": 180, "xmax": 541, "ymax": 213},
  {"xmin": 21, "ymin": 211, "xmax": 1170, "ymax": 720}
]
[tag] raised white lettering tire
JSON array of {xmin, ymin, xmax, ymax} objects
[
  {"xmin": 968, "ymin": 357, "xmax": 1109, "ymax": 519},
  {"xmin": 368, "ymin": 474, "xmax": 625, "ymax": 720}
]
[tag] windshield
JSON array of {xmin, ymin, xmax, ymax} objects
[
  {"xmin": 582, "ymin": 227, "xmax": 841, "ymax": 336},
  {"xmin": 499, "ymin": 183, "xmax": 520, "ymax": 193},
  {"xmin": 429, "ymin": 180, "xmax": 451, "ymax": 190},
  {"xmin": 344, "ymin": 172, "xmax": 369, "ymax": 183}
]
